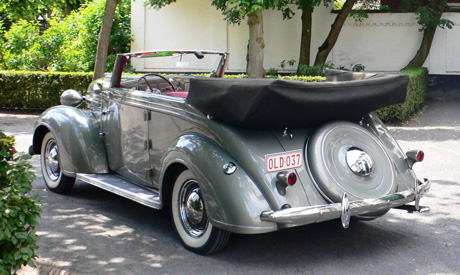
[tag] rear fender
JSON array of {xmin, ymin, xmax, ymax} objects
[
  {"xmin": 362, "ymin": 113, "xmax": 418, "ymax": 191},
  {"xmin": 32, "ymin": 106, "xmax": 109, "ymax": 177},
  {"xmin": 161, "ymin": 134, "xmax": 277, "ymax": 234}
]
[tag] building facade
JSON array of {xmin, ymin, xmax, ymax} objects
[{"xmin": 131, "ymin": 0, "xmax": 460, "ymax": 75}]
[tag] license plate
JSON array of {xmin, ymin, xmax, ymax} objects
[{"xmin": 265, "ymin": 150, "xmax": 303, "ymax": 173}]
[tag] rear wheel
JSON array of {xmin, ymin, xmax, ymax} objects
[
  {"xmin": 171, "ymin": 169, "xmax": 230, "ymax": 255},
  {"xmin": 40, "ymin": 132, "xmax": 75, "ymax": 193}
]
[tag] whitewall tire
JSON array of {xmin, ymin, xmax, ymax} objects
[
  {"xmin": 40, "ymin": 132, "xmax": 75, "ymax": 193},
  {"xmin": 171, "ymin": 169, "xmax": 230, "ymax": 255}
]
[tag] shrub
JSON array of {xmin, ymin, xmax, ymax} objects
[
  {"xmin": 376, "ymin": 67, "xmax": 428, "ymax": 123},
  {"xmin": 297, "ymin": 62, "xmax": 366, "ymax": 76},
  {"xmin": 223, "ymin": 74, "xmax": 326, "ymax": 82},
  {"xmin": 298, "ymin": 62, "xmax": 335, "ymax": 76},
  {"xmin": 0, "ymin": 70, "xmax": 93, "ymax": 109},
  {"xmin": 0, "ymin": 131, "xmax": 40, "ymax": 274},
  {"xmin": 265, "ymin": 75, "xmax": 325, "ymax": 82}
]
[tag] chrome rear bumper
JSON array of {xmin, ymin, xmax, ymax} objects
[{"xmin": 260, "ymin": 178, "xmax": 430, "ymax": 228}]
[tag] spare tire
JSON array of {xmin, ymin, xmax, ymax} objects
[{"xmin": 307, "ymin": 121, "xmax": 396, "ymax": 202}]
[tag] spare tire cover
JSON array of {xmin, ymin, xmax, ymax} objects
[{"xmin": 307, "ymin": 121, "xmax": 396, "ymax": 202}]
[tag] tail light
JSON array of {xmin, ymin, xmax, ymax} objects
[
  {"xmin": 276, "ymin": 171, "xmax": 297, "ymax": 195},
  {"xmin": 406, "ymin": 150, "xmax": 424, "ymax": 168},
  {"xmin": 287, "ymin": 172, "xmax": 297, "ymax": 185},
  {"xmin": 416, "ymin": 151, "xmax": 424, "ymax": 162}
]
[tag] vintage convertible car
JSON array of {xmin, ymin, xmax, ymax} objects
[{"xmin": 29, "ymin": 50, "xmax": 430, "ymax": 255}]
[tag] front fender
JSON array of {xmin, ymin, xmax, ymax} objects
[
  {"xmin": 162, "ymin": 135, "xmax": 277, "ymax": 234},
  {"xmin": 32, "ymin": 106, "xmax": 109, "ymax": 176}
]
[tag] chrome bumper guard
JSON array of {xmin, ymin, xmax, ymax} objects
[{"xmin": 260, "ymin": 178, "xmax": 430, "ymax": 228}]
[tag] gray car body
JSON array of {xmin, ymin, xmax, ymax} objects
[{"xmin": 31, "ymin": 51, "xmax": 426, "ymax": 235}]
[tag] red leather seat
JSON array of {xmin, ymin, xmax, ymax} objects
[{"xmin": 165, "ymin": 91, "xmax": 189, "ymax": 98}]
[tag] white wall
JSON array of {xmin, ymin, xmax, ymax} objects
[
  {"xmin": 131, "ymin": 0, "xmax": 227, "ymax": 70},
  {"xmin": 131, "ymin": 0, "xmax": 460, "ymax": 74},
  {"xmin": 131, "ymin": 0, "xmax": 302, "ymax": 72},
  {"xmin": 431, "ymin": 12, "xmax": 460, "ymax": 74},
  {"xmin": 314, "ymin": 7, "xmax": 460, "ymax": 74}
]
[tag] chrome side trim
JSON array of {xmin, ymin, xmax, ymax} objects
[
  {"xmin": 77, "ymin": 173, "xmax": 161, "ymax": 209},
  {"xmin": 260, "ymin": 178, "xmax": 430, "ymax": 226}
]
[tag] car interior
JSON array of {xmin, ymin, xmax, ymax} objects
[{"xmin": 120, "ymin": 74, "xmax": 192, "ymax": 98}]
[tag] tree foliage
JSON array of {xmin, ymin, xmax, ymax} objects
[
  {"xmin": 0, "ymin": 0, "xmax": 88, "ymax": 23},
  {"xmin": 0, "ymin": 0, "xmax": 52, "ymax": 22},
  {"xmin": 145, "ymin": 0, "xmax": 178, "ymax": 9},
  {"xmin": 414, "ymin": 0, "xmax": 452, "ymax": 32},
  {"xmin": 212, "ymin": 0, "xmax": 289, "ymax": 24},
  {"xmin": 0, "ymin": 0, "xmax": 132, "ymax": 72}
]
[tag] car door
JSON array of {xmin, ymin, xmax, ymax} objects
[
  {"xmin": 99, "ymin": 86, "xmax": 155, "ymax": 187},
  {"xmin": 117, "ymin": 104, "xmax": 152, "ymax": 186}
]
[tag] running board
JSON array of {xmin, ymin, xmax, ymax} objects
[{"xmin": 76, "ymin": 173, "xmax": 161, "ymax": 209}]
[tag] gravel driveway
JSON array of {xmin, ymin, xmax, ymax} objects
[{"xmin": 1, "ymin": 99, "xmax": 460, "ymax": 275}]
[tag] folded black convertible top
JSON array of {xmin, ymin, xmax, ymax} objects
[{"xmin": 187, "ymin": 69, "xmax": 409, "ymax": 130}]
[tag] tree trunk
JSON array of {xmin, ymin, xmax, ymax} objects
[
  {"xmin": 93, "ymin": 0, "xmax": 118, "ymax": 80},
  {"xmin": 247, "ymin": 9, "xmax": 265, "ymax": 78},
  {"xmin": 63, "ymin": 5, "xmax": 72, "ymax": 16},
  {"xmin": 404, "ymin": 4, "xmax": 446, "ymax": 68},
  {"xmin": 314, "ymin": 0, "xmax": 355, "ymax": 66},
  {"xmin": 298, "ymin": 3, "xmax": 314, "ymax": 71}
]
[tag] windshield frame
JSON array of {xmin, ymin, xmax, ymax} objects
[{"xmin": 110, "ymin": 50, "xmax": 229, "ymax": 88}]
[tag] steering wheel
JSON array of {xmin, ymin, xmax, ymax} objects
[{"xmin": 136, "ymin": 73, "xmax": 176, "ymax": 93}]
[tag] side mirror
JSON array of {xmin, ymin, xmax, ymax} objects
[
  {"xmin": 194, "ymin": 51, "xmax": 204, "ymax": 59},
  {"xmin": 93, "ymin": 83, "xmax": 103, "ymax": 94},
  {"xmin": 61, "ymin": 89, "xmax": 83, "ymax": 107}
]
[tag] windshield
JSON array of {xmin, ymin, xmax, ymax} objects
[
  {"xmin": 110, "ymin": 50, "xmax": 228, "ymax": 90},
  {"xmin": 127, "ymin": 51, "xmax": 227, "ymax": 76}
]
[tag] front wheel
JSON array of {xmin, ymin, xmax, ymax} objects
[
  {"xmin": 40, "ymin": 132, "xmax": 75, "ymax": 193},
  {"xmin": 171, "ymin": 169, "xmax": 230, "ymax": 255}
]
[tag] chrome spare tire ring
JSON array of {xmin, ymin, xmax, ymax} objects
[{"xmin": 307, "ymin": 121, "xmax": 396, "ymax": 202}]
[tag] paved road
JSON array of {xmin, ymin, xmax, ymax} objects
[{"xmin": 1, "ymin": 100, "xmax": 459, "ymax": 275}]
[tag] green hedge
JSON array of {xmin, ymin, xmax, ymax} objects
[
  {"xmin": 0, "ymin": 71, "xmax": 93, "ymax": 110},
  {"xmin": 0, "ymin": 71, "xmax": 324, "ymax": 110},
  {"xmin": 0, "ymin": 69, "xmax": 426, "ymax": 119},
  {"xmin": 376, "ymin": 67, "xmax": 428, "ymax": 123}
]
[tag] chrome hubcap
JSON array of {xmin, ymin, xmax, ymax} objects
[
  {"xmin": 346, "ymin": 147, "xmax": 374, "ymax": 177},
  {"xmin": 179, "ymin": 180, "xmax": 207, "ymax": 237},
  {"xmin": 44, "ymin": 139, "xmax": 60, "ymax": 181}
]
